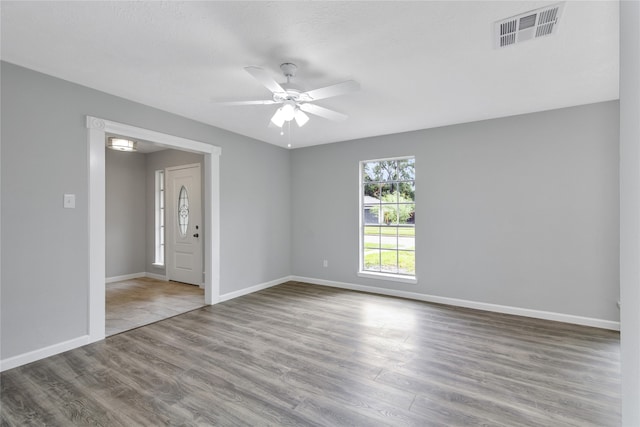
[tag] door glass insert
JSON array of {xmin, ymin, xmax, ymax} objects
[{"xmin": 178, "ymin": 185, "xmax": 189, "ymax": 237}]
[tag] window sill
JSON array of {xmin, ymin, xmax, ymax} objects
[
  {"xmin": 152, "ymin": 263, "xmax": 165, "ymax": 268},
  {"xmin": 357, "ymin": 271, "xmax": 417, "ymax": 285}
]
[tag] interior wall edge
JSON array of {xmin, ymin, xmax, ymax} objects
[{"xmin": 619, "ymin": 0, "xmax": 640, "ymax": 425}]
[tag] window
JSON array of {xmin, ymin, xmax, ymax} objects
[
  {"xmin": 177, "ymin": 185, "xmax": 189, "ymax": 237},
  {"xmin": 154, "ymin": 170, "xmax": 165, "ymax": 265},
  {"xmin": 360, "ymin": 157, "xmax": 415, "ymax": 281}
]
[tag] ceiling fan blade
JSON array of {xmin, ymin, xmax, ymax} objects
[
  {"xmin": 213, "ymin": 100, "xmax": 278, "ymax": 106},
  {"xmin": 302, "ymin": 80, "xmax": 360, "ymax": 101},
  {"xmin": 244, "ymin": 66, "xmax": 286, "ymax": 94},
  {"xmin": 299, "ymin": 103, "xmax": 348, "ymax": 121}
]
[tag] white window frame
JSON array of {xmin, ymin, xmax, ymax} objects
[
  {"xmin": 358, "ymin": 156, "xmax": 417, "ymax": 285},
  {"xmin": 153, "ymin": 169, "xmax": 165, "ymax": 266}
]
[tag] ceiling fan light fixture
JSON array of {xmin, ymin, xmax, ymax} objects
[
  {"xmin": 107, "ymin": 137, "xmax": 137, "ymax": 152},
  {"xmin": 294, "ymin": 109, "xmax": 309, "ymax": 127},
  {"xmin": 226, "ymin": 64, "xmax": 360, "ymax": 132},
  {"xmin": 270, "ymin": 108, "xmax": 286, "ymax": 127},
  {"xmin": 281, "ymin": 101, "xmax": 296, "ymax": 121}
]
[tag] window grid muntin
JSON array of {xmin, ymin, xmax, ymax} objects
[
  {"xmin": 361, "ymin": 157, "xmax": 415, "ymax": 277},
  {"xmin": 155, "ymin": 170, "xmax": 165, "ymax": 265}
]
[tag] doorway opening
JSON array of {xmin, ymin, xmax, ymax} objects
[
  {"xmin": 87, "ymin": 116, "xmax": 221, "ymax": 343},
  {"xmin": 105, "ymin": 146, "xmax": 207, "ymax": 335}
]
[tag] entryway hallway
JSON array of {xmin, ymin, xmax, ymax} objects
[{"xmin": 106, "ymin": 277, "xmax": 204, "ymax": 336}]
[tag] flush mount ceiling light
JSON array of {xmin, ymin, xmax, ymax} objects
[
  {"xmin": 216, "ymin": 63, "xmax": 359, "ymax": 129},
  {"xmin": 107, "ymin": 137, "xmax": 137, "ymax": 152}
]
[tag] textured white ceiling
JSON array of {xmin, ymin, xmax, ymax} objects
[{"xmin": 1, "ymin": 1, "xmax": 619, "ymax": 149}]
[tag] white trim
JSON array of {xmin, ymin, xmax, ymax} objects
[
  {"xmin": 145, "ymin": 272, "xmax": 169, "ymax": 281},
  {"xmin": 88, "ymin": 123, "xmax": 106, "ymax": 344},
  {"xmin": 218, "ymin": 276, "xmax": 293, "ymax": 303},
  {"xmin": 205, "ymin": 151, "xmax": 221, "ymax": 305},
  {"xmin": 154, "ymin": 169, "xmax": 165, "ymax": 266},
  {"xmin": 357, "ymin": 271, "xmax": 417, "ymax": 284},
  {"xmin": 105, "ymin": 272, "xmax": 170, "ymax": 283},
  {"xmin": 165, "ymin": 163, "xmax": 201, "ymax": 172},
  {"xmin": 87, "ymin": 116, "xmax": 222, "ymax": 346},
  {"xmin": 0, "ymin": 335, "xmax": 90, "ymax": 373},
  {"xmin": 89, "ymin": 117, "xmax": 221, "ymax": 156},
  {"xmin": 292, "ymin": 276, "xmax": 620, "ymax": 331},
  {"xmin": 105, "ymin": 272, "xmax": 146, "ymax": 284},
  {"xmin": 360, "ymin": 154, "xmax": 416, "ymax": 163}
]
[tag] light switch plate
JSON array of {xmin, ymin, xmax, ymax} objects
[{"xmin": 63, "ymin": 194, "xmax": 76, "ymax": 209}]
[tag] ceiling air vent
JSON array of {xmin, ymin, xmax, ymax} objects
[{"xmin": 495, "ymin": 3, "xmax": 564, "ymax": 48}]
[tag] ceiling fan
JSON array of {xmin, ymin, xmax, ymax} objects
[{"xmin": 219, "ymin": 63, "xmax": 359, "ymax": 128}]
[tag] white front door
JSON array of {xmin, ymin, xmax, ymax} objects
[{"xmin": 166, "ymin": 164, "xmax": 203, "ymax": 286}]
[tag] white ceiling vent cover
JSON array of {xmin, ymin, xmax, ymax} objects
[{"xmin": 495, "ymin": 3, "xmax": 564, "ymax": 48}]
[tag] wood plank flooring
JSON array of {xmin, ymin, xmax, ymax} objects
[
  {"xmin": 1, "ymin": 281, "xmax": 620, "ymax": 426},
  {"xmin": 106, "ymin": 277, "xmax": 204, "ymax": 336}
]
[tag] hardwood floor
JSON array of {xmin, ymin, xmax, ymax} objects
[
  {"xmin": 1, "ymin": 281, "xmax": 620, "ymax": 426},
  {"xmin": 106, "ymin": 277, "xmax": 205, "ymax": 336}
]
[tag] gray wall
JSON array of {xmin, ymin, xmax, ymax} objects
[
  {"xmin": 620, "ymin": 1, "xmax": 640, "ymax": 424},
  {"xmin": 145, "ymin": 149, "xmax": 204, "ymax": 276},
  {"xmin": 105, "ymin": 149, "xmax": 146, "ymax": 277},
  {"xmin": 0, "ymin": 62, "xmax": 291, "ymax": 360},
  {"xmin": 291, "ymin": 101, "xmax": 620, "ymax": 322}
]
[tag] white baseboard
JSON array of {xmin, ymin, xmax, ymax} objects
[
  {"xmin": 291, "ymin": 275, "xmax": 620, "ymax": 331},
  {"xmin": 145, "ymin": 272, "xmax": 168, "ymax": 281},
  {"xmin": 106, "ymin": 272, "xmax": 169, "ymax": 283},
  {"xmin": 218, "ymin": 276, "xmax": 293, "ymax": 303},
  {"xmin": 0, "ymin": 335, "xmax": 90, "ymax": 373},
  {"xmin": 105, "ymin": 272, "xmax": 146, "ymax": 283}
]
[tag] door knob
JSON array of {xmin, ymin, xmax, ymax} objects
[{"xmin": 193, "ymin": 233, "xmax": 199, "ymax": 238}]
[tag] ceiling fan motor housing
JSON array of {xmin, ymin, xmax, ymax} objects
[
  {"xmin": 273, "ymin": 87, "xmax": 311, "ymax": 103},
  {"xmin": 280, "ymin": 63, "xmax": 298, "ymax": 78}
]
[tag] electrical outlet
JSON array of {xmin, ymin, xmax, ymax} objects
[
  {"xmin": 323, "ymin": 260, "xmax": 328, "ymax": 268},
  {"xmin": 63, "ymin": 194, "xmax": 76, "ymax": 209}
]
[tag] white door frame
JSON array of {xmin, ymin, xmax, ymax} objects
[{"xmin": 86, "ymin": 116, "xmax": 221, "ymax": 343}]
